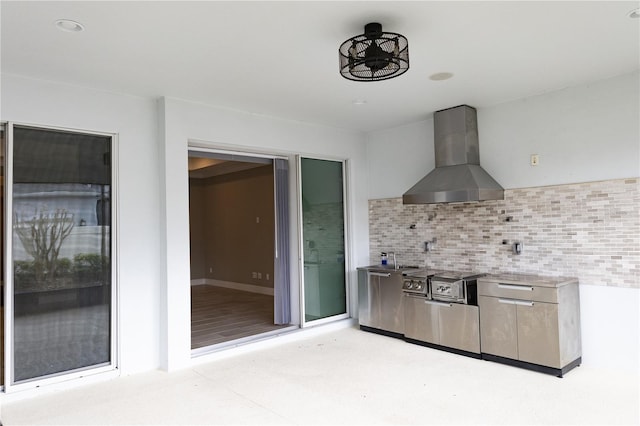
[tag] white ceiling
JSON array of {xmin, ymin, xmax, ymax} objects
[{"xmin": 2, "ymin": 1, "xmax": 639, "ymax": 132}]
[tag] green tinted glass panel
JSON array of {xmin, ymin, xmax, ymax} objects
[{"xmin": 300, "ymin": 158, "xmax": 346, "ymax": 322}]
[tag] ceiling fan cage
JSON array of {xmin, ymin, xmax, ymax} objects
[{"xmin": 339, "ymin": 23, "xmax": 409, "ymax": 81}]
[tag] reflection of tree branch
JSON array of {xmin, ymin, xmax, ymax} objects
[{"xmin": 14, "ymin": 208, "xmax": 75, "ymax": 285}]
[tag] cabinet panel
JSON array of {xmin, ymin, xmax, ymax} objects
[
  {"xmin": 478, "ymin": 280, "xmax": 558, "ymax": 303},
  {"xmin": 479, "ymin": 295, "xmax": 518, "ymax": 359},
  {"xmin": 517, "ymin": 302, "xmax": 561, "ymax": 368},
  {"xmin": 424, "ymin": 301, "xmax": 439, "ymax": 344},
  {"xmin": 378, "ymin": 274, "xmax": 404, "ymax": 335},
  {"xmin": 440, "ymin": 304, "xmax": 480, "ymax": 353},
  {"xmin": 369, "ymin": 275, "xmax": 382, "ymax": 329},
  {"xmin": 403, "ymin": 296, "xmax": 421, "ymax": 340},
  {"xmin": 404, "ymin": 296, "xmax": 438, "ymax": 343},
  {"xmin": 359, "ymin": 271, "xmax": 382, "ymax": 328}
]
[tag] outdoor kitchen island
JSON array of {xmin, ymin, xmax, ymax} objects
[{"xmin": 357, "ymin": 267, "xmax": 582, "ymax": 377}]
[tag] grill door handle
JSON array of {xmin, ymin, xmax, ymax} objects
[
  {"xmin": 369, "ymin": 272, "xmax": 391, "ymax": 278},
  {"xmin": 425, "ymin": 300, "xmax": 452, "ymax": 307},
  {"xmin": 498, "ymin": 283, "xmax": 534, "ymax": 291},
  {"xmin": 404, "ymin": 294, "xmax": 425, "ymax": 300},
  {"xmin": 499, "ymin": 298, "xmax": 534, "ymax": 307}
]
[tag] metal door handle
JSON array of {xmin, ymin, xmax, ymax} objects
[
  {"xmin": 498, "ymin": 283, "xmax": 533, "ymax": 291},
  {"xmin": 369, "ymin": 272, "xmax": 391, "ymax": 277},
  {"xmin": 498, "ymin": 298, "xmax": 534, "ymax": 307},
  {"xmin": 425, "ymin": 300, "xmax": 452, "ymax": 307},
  {"xmin": 404, "ymin": 294, "xmax": 425, "ymax": 300}
]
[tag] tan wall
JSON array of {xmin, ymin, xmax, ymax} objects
[
  {"xmin": 189, "ymin": 165, "xmax": 274, "ymax": 288},
  {"xmin": 188, "ymin": 180, "xmax": 206, "ymax": 279}
]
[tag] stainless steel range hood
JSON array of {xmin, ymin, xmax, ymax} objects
[{"xmin": 402, "ymin": 105, "xmax": 504, "ymax": 204}]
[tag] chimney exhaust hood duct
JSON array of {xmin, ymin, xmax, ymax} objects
[{"xmin": 402, "ymin": 105, "xmax": 504, "ymax": 204}]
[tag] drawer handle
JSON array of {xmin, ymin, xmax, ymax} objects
[
  {"xmin": 369, "ymin": 272, "xmax": 391, "ymax": 277},
  {"xmin": 425, "ymin": 300, "xmax": 452, "ymax": 307},
  {"xmin": 499, "ymin": 298, "xmax": 534, "ymax": 307},
  {"xmin": 404, "ymin": 294, "xmax": 425, "ymax": 300},
  {"xmin": 498, "ymin": 283, "xmax": 534, "ymax": 291}
]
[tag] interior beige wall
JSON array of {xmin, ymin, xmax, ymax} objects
[
  {"xmin": 189, "ymin": 165, "xmax": 274, "ymax": 288},
  {"xmin": 189, "ymin": 179, "xmax": 206, "ymax": 279}
]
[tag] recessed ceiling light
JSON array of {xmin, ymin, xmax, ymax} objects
[
  {"xmin": 429, "ymin": 72, "xmax": 454, "ymax": 81},
  {"xmin": 55, "ymin": 19, "xmax": 85, "ymax": 32},
  {"xmin": 628, "ymin": 8, "xmax": 640, "ymax": 18},
  {"xmin": 352, "ymin": 99, "xmax": 368, "ymax": 106}
]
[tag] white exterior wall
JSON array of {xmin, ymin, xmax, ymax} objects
[
  {"xmin": 365, "ymin": 72, "xmax": 640, "ymax": 372},
  {"xmin": 1, "ymin": 75, "xmax": 369, "ymax": 376},
  {"xmin": 367, "ymin": 72, "xmax": 639, "ymax": 198},
  {"xmin": 1, "ymin": 74, "xmax": 162, "ymax": 375}
]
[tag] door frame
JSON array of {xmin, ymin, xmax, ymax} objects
[
  {"xmin": 297, "ymin": 155, "xmax": 351, "ymax": 328},
  {"xmin": 186, "ymin": 145, "xmax": 298, "ymax": 355},
  {"xmin": 3, "ymin": 121, "xmax": 120, "ymax": 393}
]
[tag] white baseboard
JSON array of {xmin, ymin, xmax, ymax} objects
[{"xmin": 190, "ymin": 278, "xmax": 274, "ymax": 296}]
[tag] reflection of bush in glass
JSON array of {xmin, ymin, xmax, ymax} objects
[
  {"xmin": 57, "ymin": 257, "xmax": 73, "ymax": 277},
  {"xmin": 14, "ymin": 254, "xmax": 109, "ymax": 292},
  {"xmin": 14, "ymin": 260, "xmax": 37, "ymax": 285},
  {"xmin": 74, "ymin": 253, "xmax": 109, "ymax": 283},
  {"xmin": 14, "ymin": 208, "xmax": 74, "ymax": 285}
]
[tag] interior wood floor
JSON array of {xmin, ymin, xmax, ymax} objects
[{"xmin": 191, "ymin": 285, "xmax": 288, "ymax": 349}]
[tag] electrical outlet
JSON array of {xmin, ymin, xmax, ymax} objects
[
  {"xmin": 530, "ymin": 154, "xmax": 539, "ymax": 166},
  {"xmin": 257, "ymin": 272, "xmax": 262, "ymax": 279},
  {"xmin": 252, "ymin": 272, "xmax": 257, "ymax": 279},
  {"xmin": 209, "ymin": 267, "xmax": 213, "ymax": 273},
  {"xmin": 266, "ymin": 273, "xmax": 270, "ymax": 281}
]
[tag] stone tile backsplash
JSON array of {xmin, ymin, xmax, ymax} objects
[{"xmin": 368, "ymin": 178, "xmax": 639, "ymax": 288}]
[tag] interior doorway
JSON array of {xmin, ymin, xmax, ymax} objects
[{"xmin": 188, "ymin": 151, "xmax": 291, "ymax": 349}]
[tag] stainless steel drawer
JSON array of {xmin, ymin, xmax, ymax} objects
[{"xmin": 477, "ymin": 279, "xmax": 558, "ymax": 303}]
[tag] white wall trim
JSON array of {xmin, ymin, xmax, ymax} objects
[{"xmin": 191, "ymin": 279, "xmax": 274, "ymax": 296}]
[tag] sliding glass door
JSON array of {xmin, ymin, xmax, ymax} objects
[
  {"xmin": 1, "ymin": 124, "xmax": 5, "ymax": 388},
  {"xmin": 7, "ymin": 125, "xmax": 115, "ymax": 385},
  {"xmin": 299, "ymin": 157, "xmax": 348, "ymax": 324}
]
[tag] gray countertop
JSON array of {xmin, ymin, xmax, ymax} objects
[
  {"xmin": 479, "ymin": 273, "xmax": 579, "ymax": 288},
  {"xmin": 357, "ymin": 266, "xmax": 579, "ymax": 288},
  {"xmin": 357, "ymin": 264, "xmax": 421, "ymax": 273}
]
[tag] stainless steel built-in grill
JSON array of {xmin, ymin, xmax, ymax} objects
[
  {"xmin": 402, "ymin": 269, "xmax": 484, "ymax": 304},
  {"xmin": 401, "ymin": 269, "xmax": 441, "ymax": 297},
  {"xmin": 430, "ymin": 271, "xmax": 485, "ymax": 305}
]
